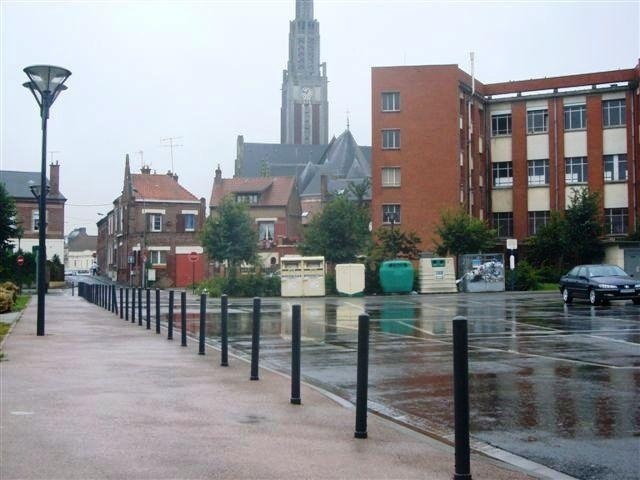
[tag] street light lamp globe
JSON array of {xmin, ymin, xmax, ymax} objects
[{"xmin": 23, "ymin": 65, "xmax": 72, "ymax": 107}]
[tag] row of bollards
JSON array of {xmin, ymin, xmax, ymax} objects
[{"xmin": 77, "ymin": 283, "xmax": 472, "ymax": 479}]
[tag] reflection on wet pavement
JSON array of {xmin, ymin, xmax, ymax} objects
[{"xmin": 193, "ymin": 292, "xmax": 639, "ymax": 480}]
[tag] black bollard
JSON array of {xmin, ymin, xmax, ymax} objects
[
  {"xmin": 290, "ymin": 304, "xmax": 301, "ymax": 405},
  {"xmin": 453, "ymin": 316, "xmax": 472, "ymax": 480},
  {"xmin": 220, "ymin": 294, "xmax": 229, "ymax": 367},
  {"xmin": 250, "ymin": 297, "xmax": 261, "ymax": 381},
  {"xmin": 354, "ymin": 313, "xmax": 370, "ymax": 439},
  {"xmin": 131, "ymin": 287, "xmax": 136, "ymax": 323},
  {"xmin": 198, "ymin": 293, "xmax": 206, "ymax": 355},
  {"xmin": 138, "ymin": 288, "xmax": 142, "ymax": 326},
  {"xmin": 119, "ymin": 288, "xmax": 123, "ymax": 318},
  {"xmin": 125, "ymin": 288, "xmax": 129, "ymax": 321},
  {"xmin": 180, "ymin": 292, "xmax": 187, "ymax": 347},
  {"xmin": 155, "ymin": 289, "xmax": 161, "ymax": 334},
  {"xmin": 146, "ymin": 289, "xmax": 151, "ymax": 330},
  {"xmin": 72, "ymin": 282, "xmax": 75, "ymax": 297},
  {"xmin": 168, "ymin": 290, "xmax": 174, "ymax": 340}
]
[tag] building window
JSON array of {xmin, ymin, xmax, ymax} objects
[
  {"xmin": 491, "ymin": 113, "xmax": 512, "ymax": 136},
  {"xmin": 564, "ymin": 104, "xmax": 586, "ymax": 130},
  {"xmin": 604, "ymin": 208, "xmax": 628, "ymax": 235},
  {"xmin": 382, "ymin": 129, "xmax": 401, "ymax": 149},
  {"xmin": 528, "ymin": 159, "xmax": 549, "ymax": 186},
  {"xmin": 258, "ymin": 222, "xmax": 275, "ymax": 242},
  {"xmin": 32, "ymin": 209, "xmax": 39, "ymax": 231},
  {"xmin": 381, "ymin": 167, "xmax": 401, "ymax": 187},
  {"xmin": 527, "ymin": 109, "xmax": 548, "ymax": 134},
  {"xmin": 602, "ymin": 99, "xmax": 626, "ymax": 127},
  {"xmin": 492, "ymin": 162, "xmax": 513, "ymax": 187},
  {"xmin": 236, "ymin": 193, "xmax": 259, "ymax": 204},
  {"xmin": 381, "ymin": 92, "xmax": 400, "ymax": 112},
  {"xmin": 493, "ymin": 212, "xmax": 513, "ymax": 238},
  {"xmin": 149, "ymin": 250, "xmax": 167, "ymax": 265},
  {"xmin": 184, "ymin": 214, "xmax": 196, "ymax": 232},
  {"xmin": 565, "ymin": 157, "xmax": 588, "ymax": 184},
  {"xmin": 382, "ymin": 204, "xmax": 401, "ymax": 224},
  {"xmin": 149, "ymin": 214, "xmax": 163, "ymax": 232},
  {"xmin": 528, "ymin": 211, "xmax": 550, "ymax": 235},
  {"xmin": 604, "ymin": 154, "xmax": 627, "ymax": 182}
]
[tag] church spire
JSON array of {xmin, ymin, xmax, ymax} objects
[{"xmin": 296, "ymin": 0, "xmax": 313, "ymax": 20}]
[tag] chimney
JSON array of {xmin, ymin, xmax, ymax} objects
[
  {"xmin": 214, "ymin": 164, "xmax": 222, "ymax": 184},
  {"xmin": 141, "ymin": 165, "xmax": 151, "ymax": 174},
  {"xmin": 49, "ymin": 161, "xmax": 60, "ymax": 195},
  {"xmin": 79, "ymin": 227, "xmax": 87, "ymax": 236}
]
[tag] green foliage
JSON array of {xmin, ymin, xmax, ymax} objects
[
  {"xmin": 324, "ymin": 272, "xmax": 337, "ymax": 296},
  {"xmin": 0, "ymin": 251, "xmax": 36, "ymax": 287},
  {"xmin": 526, "ymin": 189, "xmax": 604, "ymax": 270},
  {"xmin": 433, "ymin": 209, "xmax": 497, "ymax": 257},
  {"xmin": 201, "ymin": 196, "xmax": 258, "ymax": 273},
  {"xmin": 369, "ymin": 227, "xmax": 421, "ymax": 263},
  {"xmin": 0, "ymin": 183, "xmax": 17, "ymax": 252},
  {"xmin": 346, "ymin": 178, "xmax": 371, "ymax": 208},
  {"xmin": 197, "ymin": 273, "xmax": 280, "ymax": 298},
  {"xmin": 48, "ymin": 254, "xmax": 65, "ymax": 281},
  {"xmin": 626, "ymin": 224, "xmax": 640, "ymax": 241},
  {"xmin": 364, "ymin": 261, "xmax": 382, "ymax": 295},
  {"xmin": 300, "ymin": 195, "xmax": 370, "ymax": 264},
  {"xmin": 506, "ymin": 260, "xmax": 540, "ymax": 291}
]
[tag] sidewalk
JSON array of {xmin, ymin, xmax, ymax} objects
[{"xmin": 1, "ymin": 291, "xmax": 534, "ymax": 480}]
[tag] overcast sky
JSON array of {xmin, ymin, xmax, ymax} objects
[{"xmin": 1, "ymin": 0, "xmax": 638, "ymax": 235}]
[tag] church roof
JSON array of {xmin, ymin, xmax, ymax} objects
[{"xmin": 237, "ymin": 129, "xmax": 371, "ymax": 197}]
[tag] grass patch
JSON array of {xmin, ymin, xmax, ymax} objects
[
  {"xmin": 0, "ymin": 322, "xmax": 11, "ymax": 359},
  {"xmin": 12, "ymin": 295, "xmax": 30, "ymax": 312},
  {"xmin": 536, "ymin": 283, "xmax": 559, "ymax": 291}
]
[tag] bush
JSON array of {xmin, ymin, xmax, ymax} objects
[
  {"xmin": 1, "ymin": 282, "xmax": 19, "ymax": 302},
  {"xmin": 325, "ymin": 272, "xmax": 337, "ymax": 296},
  {"xmin": 506, "ymin": 260, "xmax": 540, "ymax": 291},
  {"xmin": 48, "ymin": 255, "xmax": 65, "ymax": 281},
  {"xmin": 197, "ymin": 274, "xmax": 281, "ymax": 298},
  {"xmin": 0, "ymin": 288, "xmax": 14, "ymax": 313},
  {"xmin": 536, "ymin": 265, "xmax": 564, "ymax": 284}
]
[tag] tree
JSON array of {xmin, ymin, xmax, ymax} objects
[
  {"xmin": 201, "ymin": 196, "xmax": 258, "ymax": 275},
  {"xmin": 526, "ymin": 211, "xmax": 568, "ymax": 269},
  {"xmin": 300, "ymin": 194, "xmax": 370, "ymax": 264},
  {"xmin": 433, "ymin": 209, "xmax": 497, "ymax": 257},
  {"xmin": 369, "ymin": 227, "xmax": 421, "ymax": 263},
  {"xmin": 0, "ymin": 183, "xmax": 17, "ymax": 252},
  {"xmin": 346, "ymin": 178, "xmax": 371, "ymax": 209}
]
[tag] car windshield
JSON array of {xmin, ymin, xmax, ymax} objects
[{"xmin": 588, "ymin": 265, "xmax": 627, "ymax": 277}]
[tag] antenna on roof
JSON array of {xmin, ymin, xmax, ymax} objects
[
  {"xmin": 48, "ymin": 150, "xmax": 60, "ymax": 164},
  {"xmin": 136, "ymin": 150, "xmax": 144, "ymax": 169},
  {"xmin": 161, "ymin": 136, "xmax": 183, "ymax": 172},
  {"xmin": 346, "ymin": 109, "xmax": 350, "ymax": 131}
]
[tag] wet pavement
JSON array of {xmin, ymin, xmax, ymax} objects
[{"xmin": 193, "ymin": 292, "xmax": 640, "ymax": 480}]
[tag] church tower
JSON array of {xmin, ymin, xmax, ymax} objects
[{"xmin": 280, "ymin": 0, "xmax": 328, "ymax": 145}]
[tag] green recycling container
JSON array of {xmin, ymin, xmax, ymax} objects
[{"xmin": 379, "ymin": 260, "xmax": 414, "ymax": 294}]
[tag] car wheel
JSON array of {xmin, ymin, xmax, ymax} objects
[
  {"xmin": 562, "ymin": 288, "xmax": 573, "ymax": 304},
  {"xmin": 633, "ymin": 298, "xmax": 640, "ymax": 305},
  {"xmin": 589, "ymin": 289, "xmax": 600, "ymax": 306}
]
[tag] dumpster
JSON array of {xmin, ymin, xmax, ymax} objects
[
  {"xmin": 379, "ymin": 260, "xmax": 414, "ymax": 294},
  {"xmin": 336, "ymin": 263, "xmax": 365, "ymax": 296},
  {"xmin": 458, "ymin": 254, "xmax": 505, "ymax": 292},
  {"xmin": 419, "ymin": 257, "xmax": 457, "ymax": 293}
]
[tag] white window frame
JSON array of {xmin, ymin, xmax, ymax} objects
[
  {"xmin": 149, "ymin": 250, "xmax": 167, "ymax": 265},
  {"xmin": 604, "ymin": 154, "xmax": 627, "ymax": 182},
  {"xmin": 492, "ymin": 162, "xmax": 513, "ymax": 187},
  {"xmin": 604, "ymin": 208, "xmax": 628, "ymax": 235},
  {"xmin": 236, "ymin": 193, "xmax": 259, "ymax": 204},
  {"xmin": 150, "ymin": 214, "xmax": 163, "ymax": 232},
  {"xmin": 564, "ymin": 104, "xmax": 586, "ymax": 130},
  {"xmin": 602, "ymin": 99, "xmax": 626, "ymax": 127},
  {"xmin": 527, "ymin": 109, "xmax": 548, "ymax": 134},
  {"xmin": 381, "ymin": 167, "xmax": 401, "ymax": 187},
  {"xmin": 381, "ymin": 92, "xmax": 400, "ymax": 112},
  {"xmin": 184, "ymin": 214, "xmax": 196, "ymax": 232},
  {"xmin": 528, "ymin": 159, "xmax": 549, "ymax": 186},
  {"xmin": 492, "ymin": 212, "xmax": 513, "ymax": 238},
  {"xmin": 528, "ymin": 211, "xmax": 550, "ymax": 235},
  {"xmin": 565, "ymin": 157, "xmax": 588, "ymax": 184},
  {"xmin": 491, "ymin": 113, "xmax": 512, "ymax": 136},
  {"xmin": 382, "ymin": 204, "xmax": 401, "ymax": 224},
  {"xmin": 32, "ymin": 209, "xmax": 39, "ymax": 231},
  {"xmin": 382, "ymin": 129, "xmax": 401, "ymax": 149}
]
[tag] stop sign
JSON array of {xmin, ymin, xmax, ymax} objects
[
  {"xmin": 188, "ymin": 252, "xmax": 198, "ymax": 263},
  {"xmin": 17, "ymin": 255, "xmax": 24, "ymax": 266}
]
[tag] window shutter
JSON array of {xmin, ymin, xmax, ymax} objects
[{"xmin": 176, "ymin": 214, "xmax": 185, "ymax": 233}]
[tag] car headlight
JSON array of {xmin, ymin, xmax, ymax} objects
[
  {"xmin": 635, "ymin": 284, "xmax": 640, "ymax": 289},
  {"xmin": 597, "ymin": 283, "xmax": 618, "ymax": 289}
]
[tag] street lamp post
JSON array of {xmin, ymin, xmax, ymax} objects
[{"xmin": 23, "ymin": 65, "xmax": 71, "ymax": 336}]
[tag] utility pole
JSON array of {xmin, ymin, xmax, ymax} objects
[{"xmin": 161, "ymin": 136, "xmax": 183, "ymax": 172}]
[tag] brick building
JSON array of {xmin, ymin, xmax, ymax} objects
[
  {"xmin": 0, "ymin": 163, "xmax": 66, "ymax": 260},
  {"xmin": 65, "ymin": 227, "xmax": 97, "ymax": 273},
  {"xmin": 371, "ymin": 62, "xmax": 639, "ymax": 266},
  {"xmin": 209, "ymin": 166, "xmax": 302, "ymax": 268},
  {"xmin": 97, "ymin": 155, "xmax": 207, "ymax": 287}
]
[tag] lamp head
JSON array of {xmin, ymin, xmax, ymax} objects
[{"xmin": 23, "ymin": 65, "xmax": 71, "ymax": 108}]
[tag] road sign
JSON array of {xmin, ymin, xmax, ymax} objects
[
  {"xmin": 17, "ymin": 255, "xmax": 24, "ymax": 266},
  {"xmin": 188, "ymin": 252, "xmax": 198, "ymax": 263},
  {"xmin": 506, "ymin": 238, "xmax": 518, "ymax": 250}
]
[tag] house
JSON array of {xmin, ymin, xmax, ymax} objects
[
  {"xmin": 65, "ymin": 227, "xmax": 97, "ymax": 273},
  {"xmin": 371, "ymin": 62, "xmax": 640, "ymax": 271},
  {"xmin": 97, "ymin": 155, "xmax": 207, "ymax": 288},
  {"xmin": 209, "ymin": 166, "xmax": 301, "ymax": 268},
  {"xmin": 0, "ymin": 162, "xmax": 66, "ymax": 260}
]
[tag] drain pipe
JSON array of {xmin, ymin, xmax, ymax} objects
[{"xmin": 554, "ymin": 96, "xmax": 559, "ymax": 210}]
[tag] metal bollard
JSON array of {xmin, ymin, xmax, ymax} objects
[
  {"xmin": 180, "ymin": 292, "xmax": 187, "ymax": 347},
  {"xmin": 168, "ymin": 290, "xmax": 174, "ymax": 340},
  {"xmin": 290, "ymin": 304, "xmax": 301, "ymax": 405},
  {"xmin": 72, "ymin": 282, "xmax": 75, "ymax": 296},
  {"xmin": 119, "ymin": 288, "xmax": 123, "ymax": 319},
  {"xmin": 354, "ymin": 313, "xmax": 370, "ymax": 439},
  {"xmin": 138, "ymin": 288, "xmax": 142, "ymax": 326},
  {"xmin": 155, "ymin": 289, "xmax": 161, "ymax": 334},
  {"xmin": 131, "ymin": 287, "xmax": 136, "ymax": 323},
  {"xmin": 250, "ymin": 297, "xmax": 261, "ymax": 381},
  {"xmin": 220, "ymin": 294, "xmax": 229, "ymax": 367},
  {"xmin": 146, "ymin": 289, "xmax": 151, "ymax": 330},
  {"xmin": 453, "ymin": 316, "xmax": 472, "ymax": 480},
  {"xmin": 125, "ymin": 288, "xmax": 129, "ymax": 321},
  {"xmin": 198, "ymin": 293, "xmax": 206, "ymax": 355}
]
